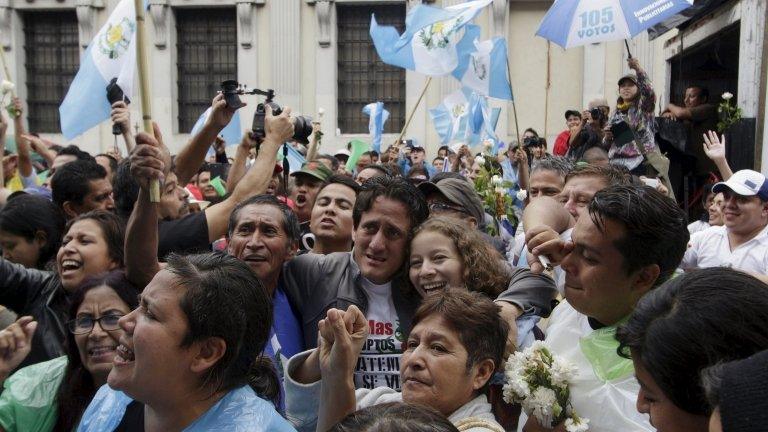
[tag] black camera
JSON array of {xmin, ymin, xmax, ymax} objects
[
  {"xmin": 523, "ymin": 136, "xmax": 541, "ymax": 147},
  {"xmin": 590, "ymin": 107, "xmax": 605, "ymax": 122},
  {"xmin": 106, "ymin": 78, "xmax": 130, "ymax": 135},
  {"xmin": 219, "ymin": 80, "xmax": 313, "ymax": 144}
]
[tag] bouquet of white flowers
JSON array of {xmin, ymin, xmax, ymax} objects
[{"xmin": 503, "ymin": 341, "xmax": 589, "ymax": 432}]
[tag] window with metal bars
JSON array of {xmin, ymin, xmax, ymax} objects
[
  {"xmin": 337, "ymin": 4, "xmax": 405, "ymax": 134},
  {"xmin": 23, "ymin": 10, "xmax": 79, "ymax": 133},
  {"xmin": 176, "ymin": 8, "xmax": 237, "ymax": 133}
]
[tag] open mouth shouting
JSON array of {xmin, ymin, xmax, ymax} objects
[
  {"xmin": 114, "ymin": 340, "xmax": 135, "ymax": 366},
  {"xmin": 60, "ymin": 259, "xmax": 83, "ymax": 276}
]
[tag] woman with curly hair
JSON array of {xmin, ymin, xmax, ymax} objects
[{"xmin": 408, "ymin": 217, "xmax": 510, "ymax": 298}]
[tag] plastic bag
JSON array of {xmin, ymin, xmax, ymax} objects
[
  {"xmin": 0, "ymin": 356, "xmax": 67, "ymax": 432},
  {"xmin": 77, "ymin": 385, "xmax": 297, "ymax": 431}
]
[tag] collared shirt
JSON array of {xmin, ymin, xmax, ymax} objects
[{"xmin": 681, "ymin": 224, "xmax": 768, "ymax": 274}]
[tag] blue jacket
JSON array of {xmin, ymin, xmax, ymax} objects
[{"xmin": 77, "ymin": 385, "xmax": 296, "ymax": 431}]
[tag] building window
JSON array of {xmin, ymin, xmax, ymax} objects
[
  {"xmin": 337, "ymin": 4, "xmax": 405, "ymax": 135},
  {"xmin": 176, "ymin": 8, "xmax": 237, "ymax": 133},
  {"xmin": 23, "ymin": 10, "xmax": 79, "ymax": 134}
]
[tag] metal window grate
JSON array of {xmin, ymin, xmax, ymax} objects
[
  {"xmin": 337, "ymin": 4, "xmax": 405, "ymax": 135},
  {"xmin": 23, "ymin": 11, "xmax": 79, "ymax": 134},
  {"xmin": 176, "ymin": 8, "xmax": 237, "ymax": 133}
]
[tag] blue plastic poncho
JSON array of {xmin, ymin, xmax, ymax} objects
[{"xmin": 77, "ymin": 384, "xmax": 296, "ymax": 431}]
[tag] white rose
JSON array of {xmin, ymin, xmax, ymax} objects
[
  {"xmin": 550, "ymin": 356, "xmax": 578, "ymax": 386},
  {"xmin": 491, "ymin": 175, "xmax": 502, "ymax": 185},
  {"xmin": 529, "ymin": 387, "xmax": 557, "ymax": 425},
  {"xmin": 483, "ymin": 139, "xmax": 494, "ymax": 149},
  {"xmin": 722, "ymin": 92, "xmax": 733, "ymax": 100},
  {"xmin": 474, "ymin": 155, "xmax": 486, "ymax": 165},
  {"xmin": 494, "ymin": 186, "xmax": 506, "ymax": 194},
  {"xmin": 1, "ymin": 80, "xmax": 14, "ymax": 94},
  {"xmin": 516, "ymin": 189, "xmax": 528, "ymax": 202},
  {"xmin": 565, "ymin": 417, "xmax": 590, "ymax": 432}
]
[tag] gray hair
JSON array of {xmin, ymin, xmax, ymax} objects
[{"xmin": 531, "ymin": 155, "xmax": 573, "ymax": 179}]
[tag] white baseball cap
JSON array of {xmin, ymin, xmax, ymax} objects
[{"xmin": 712, "ymin": 169, "xmax": 768, "ymax": 201}]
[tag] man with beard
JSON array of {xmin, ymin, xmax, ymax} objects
[{"xmin": 290, "ymin": 161, "xmax": 333, "ymax": 251}]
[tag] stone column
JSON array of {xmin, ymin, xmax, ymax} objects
[
  {"xmin": 148, "ymin": 0, "xmax": 169, "ymax": 49},
  {"xmin": 0, "ymin": 0, "xmax": 11, "ymax": 51},
  {"xmin": 270, "ymin": 0, "xmax": 301, "ymax": 110},
  {"xmin": 76, "ymin": 0, "xmax": 105, "ymax": 49}
]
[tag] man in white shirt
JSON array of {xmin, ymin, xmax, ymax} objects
[
  {"xmin": 524, "ymin": 185, "xmax": 689, "ymax": 432},
  {"xmin": 681, "ymin": 169, "xmax": 768, "ymax": 277}
]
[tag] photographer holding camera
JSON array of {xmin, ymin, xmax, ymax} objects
[{"xmin": 564, "ymin": 99, "xmax": 610, "ymax": 161}]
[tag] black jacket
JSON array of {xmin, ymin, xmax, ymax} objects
[
  {"xmin": 0, "ymin": 259, "xmax": 69, "ymax": 369},
  {"xmin": 282, "ymin": 252, "xmax": 420, "ymax": 350}
]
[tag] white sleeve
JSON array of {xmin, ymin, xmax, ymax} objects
[{"xmin": 680, "ymin": 233, "xmax": 702, "ymax": 270}]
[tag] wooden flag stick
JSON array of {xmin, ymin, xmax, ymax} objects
[
  {"xmin": 133, "ymin": 0, "xmax": 160, "ymax": 202},
  {"xmin": 505, "ymin": 58, "xmax": 521, "ymax": 146},
  {"xmin": 393, "ymin": 76, "xmax": 432, "ymax": 148}
]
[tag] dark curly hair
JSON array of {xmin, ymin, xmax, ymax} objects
[{"xmin": 353, "ymin": 175, "xmax": 428, "ymax": 237}]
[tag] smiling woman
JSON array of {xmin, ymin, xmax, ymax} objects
[
  {"xmin": 0, "ymin": 210, "xmax": 125, "ymax": 369},
  {"xmin": 0, "ymin": 271, "xmax": 138, "ymax": 432},
  {"xmin": 408, "ymin": 217, "xmax": 509, "ymax": 299}
]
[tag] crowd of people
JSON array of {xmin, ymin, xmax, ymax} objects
[{"xmin": 0, "ymin": 56, "xmax": 765, "ymax": 432}]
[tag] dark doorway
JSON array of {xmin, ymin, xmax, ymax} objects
[{"xmin": 669, "ymin": 23, "xmax": 740, "ymax": 108}]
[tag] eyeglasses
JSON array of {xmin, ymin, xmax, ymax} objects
[
  {"xmin": 67, "ymin": 314, "xmax": 124, "ymax": 335},
  {"xmin": 429, "ymin": 202, "xmax": 470, "ymax": 216}
]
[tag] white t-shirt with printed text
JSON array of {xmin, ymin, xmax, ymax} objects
[{"xmin": 355, "ymin": 278, "xmax": 404, "ymax": 391}]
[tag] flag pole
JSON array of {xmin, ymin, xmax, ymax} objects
[
  {"xmin": 133, "ymin": 0, "xmax": 160, "ymax": 202},
  {"xmin": 505, "ymin": 58, "xmax": 521, "ymax": 147},
  {"xmin": 393, "ymin": 76, "xmax": 432, "ymax": 148}
]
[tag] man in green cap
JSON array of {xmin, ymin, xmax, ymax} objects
[{"xmin": 290, "ymin": 160, "xmax": 333, "ymax": 251}]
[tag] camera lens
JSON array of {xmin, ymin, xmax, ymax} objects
[{"xmin": 292, "ymin": 116, "xmax": 314, "ymax": 144}]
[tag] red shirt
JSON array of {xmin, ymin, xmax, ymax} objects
[{"xmin": 553, "ymin": 130, "xmax": 571, "ymax": 156}]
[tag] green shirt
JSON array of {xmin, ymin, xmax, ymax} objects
[{"xmin": 0, "ymin": 356, "xmax": 67, "ymax": 432}]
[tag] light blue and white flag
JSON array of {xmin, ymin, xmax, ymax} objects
[
  {"xmin": 467, "ymin": 93, "xmax": 501, "ymax": 147},
  {"xmin": 430, "ymin": 88, "xmax": 501, "ymax": 146},
  {"xmin": 452, "ymin": 26, "xmax": 513, "ymax": 100},
  {"xmin": 60, "ymin": 0, "xmax": 137, "ymax": 140},
  {"xmin": 190, "ymin": 108, "xmax": 243, "ymax": 156},
  {"xmin": 429, "ymin": 88, "xmax": 472, "ymax": 145},
  {"xmin": 536, "ymin": 0, "xmax": 694, "ymax": 49},
  {"xmin": 370, "ymin": 0, "xmax": 492, "ymax": 76},
  {"xmin": 362, "ymin": 102, "xmax": 390, "ymax": 153}
]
